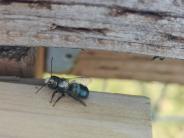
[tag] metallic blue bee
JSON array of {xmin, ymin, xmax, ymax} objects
[
  {"xmin": 68, "ymin": 83, "xmax": 89, "ymax": 99},
  {"xmin": 36, "ymin": 58, "xmax": 89, "ymax": 106}
]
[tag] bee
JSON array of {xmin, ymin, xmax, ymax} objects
[{"xmin": 36, "ymin": 57, "xmax": 89, "ymax": 106}]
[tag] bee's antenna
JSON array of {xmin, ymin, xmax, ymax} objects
[
  {"xmin": 35, "ymin": 84, "xmax": 46, "ymax": 94},
  {"xmin": 35, "ymin": 57, "xmax": 53, "ymax": 94},
  {"xmin": 51, "ymin": 57, "xmax": 53, "ymax": 76}
]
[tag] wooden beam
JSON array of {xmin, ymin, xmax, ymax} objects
[
  {"xmin": 0, "ymin": 1, "xmax": 184, "ymax": 59},
  {"xmin": 0, "ymin": 82, "xmax": 151, "ymax": 138},
  {"xmin": 71, "ymin": 50, "xmax": 184, "ymax": 84}
]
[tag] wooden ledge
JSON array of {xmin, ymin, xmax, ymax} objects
[{"xmin": 0, "ymin": 82, "xmax": 151, "ymax": 138}]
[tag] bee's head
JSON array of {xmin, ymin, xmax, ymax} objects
[{"xmin": 45, "ymin": 76, "xmax": 60, "ymax": 89}]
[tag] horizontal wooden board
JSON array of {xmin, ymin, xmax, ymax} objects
[
  {"xmin": 0, "ymin": 1, "xmax": 184, "ymax": 59},
  {"xmin": 0, "ymin": 82, "xmax": 151, "ymax": 138},
  {"xmin": 71, "ymin": 50, "xmax": 184, "ymax": 84}
]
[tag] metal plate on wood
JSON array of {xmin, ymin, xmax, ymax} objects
[{"xmin": 46, "ymin": 47, "xmax": 81, "ymax": 73}]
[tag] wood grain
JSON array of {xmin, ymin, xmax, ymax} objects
[
  {"xmin": 0, "ymin": 82, "xmax": 151, "ymax": 138},
  {"xmin": 0, "ymin": 0, "xmax": 184, "ymax": 59}
]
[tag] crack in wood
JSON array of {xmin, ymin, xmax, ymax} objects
[
  {"xmin": 0, "ymin": 0, "xmax": 104, "ymax": 7},
  {"xmin": 162, "ymin": 33, "xmax": 184, "ymax": 43},
  {"xmin": 0, "ymin": 0, "xmax": 51, "ymax": 9},
  {"xmin": 50, "ymin": 23, "xmax": 109, "ymax": 36},
  {"xmin": 109, "ymin": 5, "xmax": 170, "ymax": 20},
  {"xmin": 1, "ymin": 0, "xmax": 184, "ymax": 19}
]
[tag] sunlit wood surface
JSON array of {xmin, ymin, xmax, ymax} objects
[{"xmin": 0, "ymin": 82, "xmax": 151, "ymax": 138}]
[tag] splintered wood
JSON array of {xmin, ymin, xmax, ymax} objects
[
  {"xmin": 0, "ymin": 82, "xmax": 151, "ymax": 138},
  {"xmin": 0, "ymin": 0, "xmax": 184, "ymax": 59}
]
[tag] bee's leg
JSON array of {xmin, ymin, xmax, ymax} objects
[
  {"xmin": 70, "ymin": 95, "xmax": 87, "ymax": 106},
  {"xmin": 52, "ymin": 93, "xmax": 65, "ymax": 107},
  {"xmin": 50, "ymin": 90, "xmax": 58, "ymax": 103}
]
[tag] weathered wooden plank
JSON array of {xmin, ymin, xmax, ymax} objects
[
  {"xmin": 71, "ymin": 50, "xmax": 184, "ymax": 84},
  {"xmin": 0, "ymin": 1, "xmax": 184, "ymax": 59},
  {"xmin": 1, "ymin": 0, "xmax": 184, "ymax": 16},
  {"xmin": 0, "ymin": 82, "xmax": 151, "ymax": 138}
]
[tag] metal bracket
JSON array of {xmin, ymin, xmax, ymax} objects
[{"xmin": 46, "ymin": 47, "xmax": 81, "ymax": 73}]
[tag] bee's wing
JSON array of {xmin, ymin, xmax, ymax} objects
[{"xmin": 69, "ymin": 77, "xmax": 92, "ymax": 86}]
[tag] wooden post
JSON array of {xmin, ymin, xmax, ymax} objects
[
  {"xmin": 0, "ymin": 82, "xmax": 152, "ymax": 138},
  {"xmin": 34, "ymin": 47, "xmax": 45, "ymax": 78}
]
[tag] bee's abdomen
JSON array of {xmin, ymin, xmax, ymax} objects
[
  {"xmin": 68, "ymin": 83, "xmax": 89, "ymax": 99},
  {"xmin": 79, "ymin": 86, "xmax": 89, "ymax": 99}
]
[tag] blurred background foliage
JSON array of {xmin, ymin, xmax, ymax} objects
[{"xmin": 44, "ymin": 73, "xmax": 184, "ymax": 138}]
